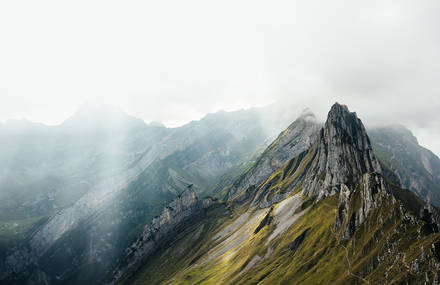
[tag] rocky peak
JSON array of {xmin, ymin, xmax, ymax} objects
[
  {"xmin": 335, "ymin": 173, "xmax": 393, "ymax": 240},
  {"xmin": 226, "ymin": 112, "xmax": 321, "ymax": 201},
  {"xmin": 303, "ymin": 103, "xmax": 382, "ymax": 198}
]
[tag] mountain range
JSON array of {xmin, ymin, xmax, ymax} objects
[{"xmin": 1, "ymin": 103, "xmax": 439, "ymax": 284}]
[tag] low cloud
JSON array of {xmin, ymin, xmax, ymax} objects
[{"xmin": 0, "ymin": 0, "xmax": 438, "ymax": 154}]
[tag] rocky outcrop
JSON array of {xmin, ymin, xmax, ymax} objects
[
  {"xmin": 0, "ymin": 106, "xmax": 299, "ymax": 285},
  {"xmin": 109, "ymin": 188, "xmax": 215, "ymax": 284},
  {"xmin": 295, "ymin": 104, "xmax": 388, "ymax": 241},
  {"xmin": 298, "ymin": 104, "xmax": 439, "ymax": 244},
  {"xmin": 227, "ymin": 112, "xmax": 321, "ymax": 201},
  {"xmin": 336, "ymin": 173, "xmax": 394, "ymax": 240},
  {"xmin": 302, "ymin": 103, "xmax": 382, "ymax": 199},
  {"xmin": 369, "ymin": 125, "xmax": 440, "ymax": 205},
  {"xmin": 227, "ymin": 103, "xmax": 384, "ymax": 217},
  {"xmin": 4, "ymin": 102, "xmax": 440, "ymax": 285},
  {"xmin": 106, "ymin": 103, "xmax": 440, "ymax": 285}
]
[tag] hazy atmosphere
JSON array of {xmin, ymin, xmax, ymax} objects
[
  {"xmin": 2, "ymin": 2, "xmax": 440, "ymax": 284},
  {"xmin": 1, "ymin": 0, "xmax": 439, "ymax": 155}
]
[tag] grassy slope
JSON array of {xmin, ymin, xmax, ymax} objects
[
  {"xmin": 0, "ymin": 216, "xmax": 44, "ymax": 242},
  {"xmin": 228, "ymin": 119, "xmax": 302, "ymax": 194},
  {"xmin": 128, "ymin": 189, "xmax": 440, "ymax": 285},
  {"xmin": 124, "ymin": 125, "xmax": 440, "ymax": 284}
]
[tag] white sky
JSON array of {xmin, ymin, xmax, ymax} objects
[{"xmin": 0, "ymin": 0, "xmax": 439, "ymax": 155}]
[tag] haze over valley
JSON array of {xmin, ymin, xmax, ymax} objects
[{"xmin": 1, "ymin": 1, "xmax": 440, "ymax": 284}]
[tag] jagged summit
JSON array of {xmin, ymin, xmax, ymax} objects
[
  {"xmin": 302, "ymin": 103, "xmax": 382, "ymax": 198},
  {"xmin": 3, "ymin": 101, "xmax": 440, "ymax": 285},
  {"xmin": 331, "ymin": 102, "xmax": 349, "ymax": 112},
  {"xmin": 115, "ymin": 103, "xmax": 440, "ymax": 285},
  {"xmin": 225, "ymin": 111, "xmax": 322, "ymax": 201},
  {"xmin": 226, "ymin": 103, "xmax": 383, "ymax": 204}
]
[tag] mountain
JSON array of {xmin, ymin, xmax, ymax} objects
[
  {"xmin": 369, "ymin": 125, "xmax": 440, "ymax": 205},
  {"xmin": 111, "ymin": 103, "xmax": 440, "ymax": 285},
  {"xmin": 1, "ymin": 103, "xmax": 440, "ymax": 285},
  {"xmin": 0, "ymin": 106, "xmax": 168, "ymax": 252},
  {"xmin": 226, "ymin": 110, "xmax": 321, "ymax": 203},
  {"xmin": 0, "ymin": 104, "xmax": 299, "ymax": 285}
]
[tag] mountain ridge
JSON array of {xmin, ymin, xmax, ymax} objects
[
  {"xmin": 0, "ymin": 103, "xmax": 300, "ymax": 285},
  {"xmin": 1, "ymin": 103, "xmax": 440, "ymax": 285},
  {"xmin": 116, "ymin": 103, "xmax": 440, "ymax": 285}
]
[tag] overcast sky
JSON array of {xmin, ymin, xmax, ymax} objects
[{"xmin": 0, "ymin": 0, "xmax": 439, "ymax": 155}]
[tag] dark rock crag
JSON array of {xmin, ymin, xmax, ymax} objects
[
  {"xmin": 109, "ymin": 188, "xmax": 215, "ymax": 284},
  {"xmin": 302, "ymin": 103, "xmax": 382, "ymax": 199}
]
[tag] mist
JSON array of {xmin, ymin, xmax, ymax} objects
[
  {"xmin": 0, "ymin": 0, "xmax": 439, "ymax": 154},
  {"xmin": 1, "ymin": 2, "xmax": 440, "ymax": 283}
]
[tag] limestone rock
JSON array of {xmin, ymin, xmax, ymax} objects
[
  {"xmin": 109, "ymin": 189, "xmax": 214, "ymax": 284},
  {"xmin": 227, "ymin": 112, "xmax": 321, "ymax": 201},
  {"xmin": 303, "ymin": 103, "xmax": 382, "ymax": 198}
]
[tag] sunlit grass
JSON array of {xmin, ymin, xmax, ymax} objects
[{"xmin": 0, "ymin": 216, "xmax": 44, "ymax": 241}]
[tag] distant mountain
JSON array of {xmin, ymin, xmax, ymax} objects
[
  {"xmin": 0, "ymin": 104, "xmax": 299, "ymax": 284},
  {"xmin": 369, "ymin": 125, "xmax": 440, "ymax": 205},
  {"xmin": 112, "ymin": 103, "xmax": 440, "ymax": 285},
  {"xmin": 0, "ymin": 106, "xmax": 166, "ymax": 222},
  {"xmin": 61, "ymin": 104, "xmax": 150, "ymax": 132}
]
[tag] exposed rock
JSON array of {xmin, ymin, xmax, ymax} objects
[
  {"xmin": 288, "ymin": 228, "xmax": 309, "ymax": 254},
  {"xmin": 109, "ymin": 103, "xmax": 440, "ymax": 285},
  {"xmin": 227, "ymin": 112, "xmax": 321, "ymax": 201},
  {"xmin": 109, "ymin": 189, "xmax": 215, "ymax": 284},
  {"xmin": 302, "ymin": 103, "xmax": 382, "ymax": 199},
  {"xmin": 338, "ymin": 173, "xmax": 394, "ymax": 240},
  {"xmin": 3, "ymin": 102, "xmax": 440, "ymax": 285},
  {"xmin": 266, "ymin": 194, "xmax": 303, "ymax": 245},
  {"xmin": 335, "ymin": 184, "xmax": 351, "ymax": 231},
  {"xmin": 0, "ymin": 105, "xmax": 298, "ymax": 285},
  {"xmin": 369, "ymin": 125, "xmax": 440, "ymax": 205}
]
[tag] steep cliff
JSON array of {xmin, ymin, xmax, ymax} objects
[
  {"xmin": 0, "ymin": 106, "xmax": 298, "ymax": 285},
  {"xmin": 226, "ymin": 111, "xmax": 321, "ymax": 202},
  {"xmin": 109, "ymin": 187, "xmax": 216, "ymax": 284},
  {"xmin": 369, "ymin": 125, "xmax": 440, "ymax": 205},
  {"xmin": 302, "ymin": 103, "xmax": 382, "ymax": 198},
  {"xmin": 124, "ymin": 103, "xmax": 440, "ymax": 285},
  {"xmin": 3, "ymin": 103, "xmax": 440, "ymax": 285}
]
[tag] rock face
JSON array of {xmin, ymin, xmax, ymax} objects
[
  {"xmin": 122, "ymin": 103, "xmax": 440, "ymax": 285},
  {"xmin": 109, "ymin": 188, "xmax": 215, "ymax": 284},
  {"xmin": 336, "ymin": 173, "xmax": 394, "ymax": 240},
  {"xmin": 302, "ymin": 103, "xmax": 382, "ymax": 198},
  {"xmin": 369, "ymin": 125, "xmax": 440, "ymax": 205},
  {"xmin": 226, "ymin": 103, "xmax": 384, "ymax": 211},
  {"xmin": 0, "ymin": 105, "xmax": 299, "ymax": 285},
  {"xmin": 3, "ymin": 102, "xmax": 440, "ymax": 285},
  {"xmin": 226, "ymin": 111, "xmax": 321, "ymax": 201},
  {"xmin": 225, "ymin": 103, "xmax": 431, "ymax": 243}
]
